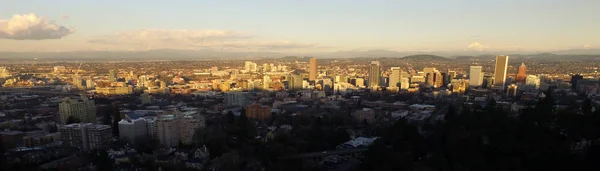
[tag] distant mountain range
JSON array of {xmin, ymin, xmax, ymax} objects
[{"xmin": 1, "ymin": 48, "xmax": 600, "ymax": 61}]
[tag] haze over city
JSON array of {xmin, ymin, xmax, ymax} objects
[{"xmin": 2, "ymin": 0, "xmax": 600, "ymax": 54}]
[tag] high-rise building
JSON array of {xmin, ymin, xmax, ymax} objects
[
  {"xmin": 451, "ymin": 79, "xmax": 469, "ymax": 94},
  {"xmin": 469, "ymin": 66, "xmax": 484, "ymax": 86},
  {"xmin": 288, "ymin": 74, "xmax": 303, "ymax": 90},
  {"xmin": 426, "ymin": 70, "xmax": 443, "ymax": 88},
  {"xmin": 355, "ymin": 78, "xmax": 365, "ymax": 87},
  {"xmin": 309, "ymin": 58, "xmax": 317, "ymax": 81},
  {"xmin": 225, "ymin": 92, "xmax": 250, "ymax": 107},
  {"xmin": 483, "ymin": 75, "xmax": 495, "ymax": 88},
  {"xmin": 108, "ymin": 69, "xmax": 117, "ymax": 82},
  {"xmin": 368, "ymin": 61, "xmax": 381, "ymax": 89},
  {"xmin": 0, "ymin": 67, "xmax": 9, "ymax": 78},
  {"xmin": 263, "ymin": 75, "xmax": 272, "ymax": 90},
  {"xmin": 72, "ymin": 75, "xmax": 83, "ymax": 88},
  {"xmin": 389, "ymin": 67, "xmax": 401, "ymax": 88},
  {"xmin": 244, "ymin": 61, "xmax": 258, "ymax": 72},
  {"xmin": 494, "ymin": 55, "xmax": 509, "ymax": 88},
  {"xmin": 155, "ymin": 111, "xmax": 205, "ymax": 147},
  {"xmin": 516, "ymin": 63, "xmax": 527, "ymax": 83},
  {"xmin": 85, "ymin": 79, "xmax": 95, "ymax": 90},
  {"xmin": 156, "ymin": 114, "xmax": 179, "ymax": 147},
  {"xmin": 507, "ymin": 84, "xmax": 518, "ymax": 97},
  {"xmin": 59, "ymin": 123, "xmax": 112, "ymax": 151},
  {"xmin": 118, "ymin": 118, "xmax": 148, "ymax": 144},
  {"xmin": 448, "ymin": 70, "xmax": 457, "ymax": 79},
  {"xmin": 400, "ymin": 77, "xmax": 410, "ymax": 90},
  {"xmin": 526, "ymin": 75, "xmax": 541, "ymax": 89},
  {"xmin": 59, "ymin": 96, "xmax": 97, "ymax": 124},
  {"xmin": 571, "ymin": 74, "xmax": 584, "ymax": 90},
  {"xmin": 423, "ymin": 67, "xmax": 436, "ymax": 75}
]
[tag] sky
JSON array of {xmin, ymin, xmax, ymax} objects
[{"xmin": 1, "ymin": 0, "xmax": 599, "ymax": 53}]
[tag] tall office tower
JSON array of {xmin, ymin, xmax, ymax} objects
[
  {"xmin": 494, "ymin": 55, "xmax": 509, "ymax": 88},
  {"xmin": 368, "ymin": 61, "xmax": 381, "ymax": 89},
  {"xmin": 507, "ymin": 84, "xmax": 518, "ymax": 97},
  {"xmin": 85, "ymin": 79, "xmax": 95, "ymax": 90},
  {"xmin": 355, "ymin": 78, "xmax": 365, "ymax": 87},
  {"xmin": 389, "ymin": 67, "xmax": 401, "ymax": 87},
  {"xmin": 400, "ymin": 77, "xmax": 410, "ymax": 90},
  {"xmin": 59, "ymin": 123, "xmax": 112, "ymax": 151},
  {"xmin": 262, "ymin": 63, "xmax": 270, "ymax": 72},
  {"xmin": 72, "ymin": 75, "xmax": 82, "ymax": 88},
  {"xmin": 571, "ymin": 74, "xmax": 584, "ymax": 90},
  {"xmin": 469, "ymin": 66, "xmax": 484, "ymax": 86},
  {"xmin": 516, "ymin": 63, "xmax": 527, "ymax": 83},
  {"xmin": 433, "ymin": 71, "xmax": 444, "ymax": 88},
  {"xmin": 288, "ymin": 73, "xmax": 303, "ymax": 90},
  {"xmin": 59, "ymin": 96, "xmax": 97, "ymax": 124},
  {"xmin": 423, "ymin": 67, "xmax": 436, "ymax": 75},
  {"xmin": 309, "ymin": 58, "xmax": 317, "ymax": 81},
  {"xmin": 526, "ymin": 75, "xmax": 541, "ymax": 89},
  {"xmin": 263, "ymin": 75, "xmax": 272, "ymax": 90},
  {"xmin": 483, "ymin": 75, "xmax": 495, "ymax": 88},
  {"xmin": 225, "ymin": 92, "xmax": 250, "ymax": 107},
  {"xmin": 108, "ymin": 69, "xmax": 117, "ymax": 82}
]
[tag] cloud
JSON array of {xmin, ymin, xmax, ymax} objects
[
  {"xmin": 88, "ymin": 29, "xmax": 320, "ymax": 51},
  {"xmin": 582, "ymin": 44, "xmax": 592, "ymax": 49},
  {"xmin": 0, "ymin": 13, "xmax": 74, "ymax": 40},
  {"xmin": 467, "ymin": 42, "xmax": 488, "ymax": 51}
]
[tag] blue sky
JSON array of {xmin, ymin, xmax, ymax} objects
[{"xmin": 1, "ymin": 0, "xmax": 599, "ymax": 52}]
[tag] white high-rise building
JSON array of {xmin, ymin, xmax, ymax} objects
[
  {"xmin": 225, "ymin": 92, "xmax": 250, "ymax": 107},
  {"xmin": 469, "ymin": 66, "xmax": 484, "ymax": 86},
  {"xmin": 59, "ymin": 123, "xmax": 112, "ymax": 151},
  {"xmin": 85, "ymin": 79, "xmax": 95, "ymax": 90},
  {"xmin": 118, "ymin": 118, "xmax": 148, "ymax": 144},
  {"xmin": 263, "ymin": 75, "xmax": 271, "ymax": 90},
  {"xmin": 526, "ymin": 75, "xmax": 541, "ymax": 89},
  {"xmin": 389, "ymin": 67, "xmax": 401, "ymax": 88},
  {"xmin": 244, "ymin": 61, "xmax": 258, "ymax": 72},
  {"xmin": 59, "ymin": 96, "xmax": 97, "ymax": 124},
  {"xmin": 400, "ymin": 77, "xmax": 410, "ymax": 90},
  {"xmin": 0, "ymin": 67, "xmax": 10, "ymax": 78}
]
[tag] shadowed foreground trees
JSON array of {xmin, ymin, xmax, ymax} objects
[{"xmin": 361, "ymin": 96, "xmax": 600, "ymax": 171}]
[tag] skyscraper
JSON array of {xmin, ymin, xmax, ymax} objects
[
  {"xmin": 108, "ymin": 69, "xmax": 117, "ymax": 82},
  {"xmin": 309, "ymin": 58, "xmax": 317, "ymax": 81},
  {"xmin": 59, "ymin": 96, "xmax": 97, "ymax": 124},
  {"xmin": 469, "ymin": 66, "xmax": 483, "ymax": 86},
  {"xmin": 494, "ymin": 55, "xmax": 509, "ymax": 88},
  {"xmin": 526, "ymin": 75, "xmax": 540, "ymax": 89},
  {"xmin": 516, "ymin": 63, "xmax": 527, "ymax": 83},
  {"xmin": 368, "ymin": 61, "xmax": 381, "ymax": 89},
  {"xmin": 507, "ymin": 84, "xmax": 518, "ymax": 97},
  {"xmin": 389, "ymin": 67, "xmax": 401, "ymax": 87},
  {"xmin": 263, "ymin": 75, "xmax": 271, "ymax": 90},
  {"xmin": 288, "ymin": 73, "xmax": 303, "ymax": 90}
]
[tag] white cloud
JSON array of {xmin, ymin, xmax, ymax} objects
[
  {"xmin": 582, "ymin": 44, "xmax": 592, "ymax": 49},
  {"xmin": 467, "ymin": 42, "xmax": 488, "ymax": 51},
  {"xmin": 0, "ymin": 13, "xmax": 74, "ymax": 40},
  {"xmin": 88, "ymin": 29, "xmax": 319, "ymax": 51}
]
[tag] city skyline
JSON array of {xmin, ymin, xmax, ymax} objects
[{"xmin": 2, "ymin": 0, "xmax": 600, "ymax": 53}]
